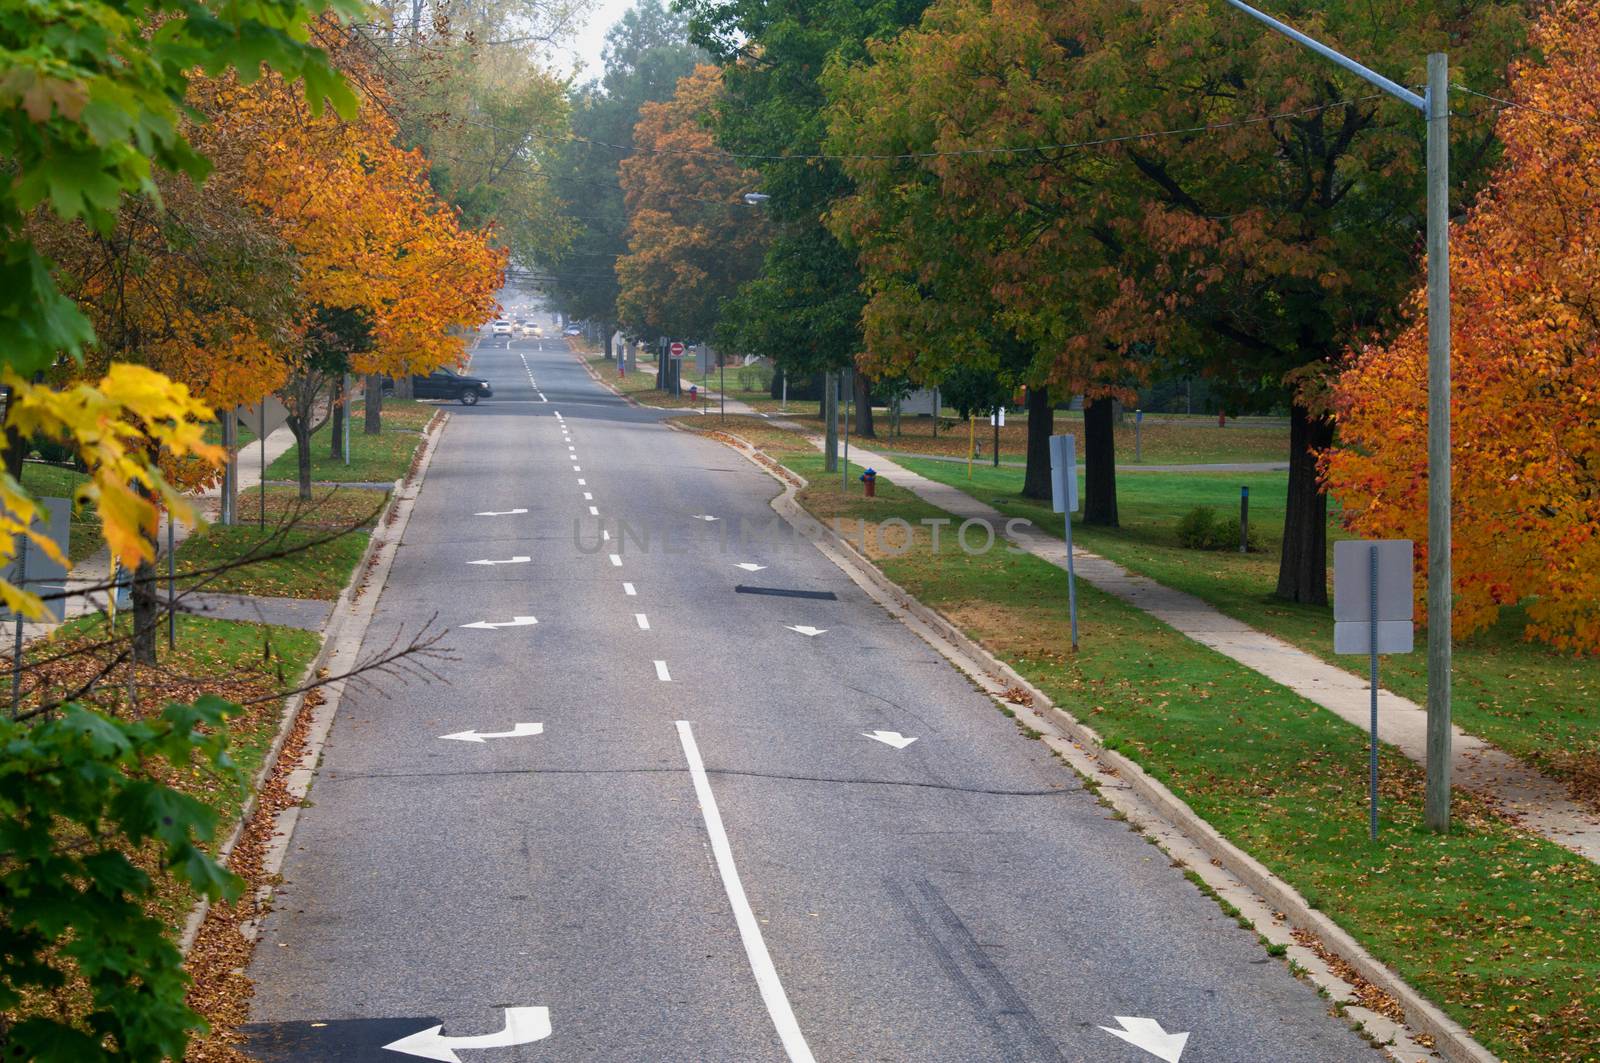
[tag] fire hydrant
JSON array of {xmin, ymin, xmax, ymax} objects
[
  {"xmin": 689, "ymin": 384, "xmax": 698, "ymax": 400},
  {"xmin": 860, "ymin": 467, "xmax": 877, "ymax": 498}
]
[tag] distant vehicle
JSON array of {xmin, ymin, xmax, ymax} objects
[
  {"xmin": 563, "ymin": 325, "xmax": 582, "ymax": 336},
  {"xmin": 492, "ymin": 319, "xmax": 513, "ymax": 335},
  {"xmin": 384, "ymin": 368, "xmax": 493, "ymax": 405},
  {"xmin": 520, "ymin": 323, "xmax": 537, "ymax": 336},
  {"xmin": 533, "ymin": 325, "xmax": 544, "ymax": 337}
]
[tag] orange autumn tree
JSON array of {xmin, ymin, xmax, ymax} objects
[
  {"xmin": 202, "ymin": 49, "xmax": 504, "ymax": 496},
  {"xmin": 1325, "ymin": 0, "xmax": 1600, "ymax": 653},
  {"xmin": 616, "ymin": 65, "xmax": 768, "ymax": 343}
]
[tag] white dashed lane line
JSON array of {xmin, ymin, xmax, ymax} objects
[
  {"xmin": 655, "ymin": 660, "xmax": 672, "ymax": 682},
  {"xmin": 589, "ymin": 506, "xmax": 600, "ymax": 516},
  {"xmin": 609, "ymin": 554, "xmax": 623, "ymax": 567},
  {"xmin": 623, "ymin": 582, "xmax": 636, "ymax": 596},
  {"xmin": 635, "ymin": 613, "xmax": 650, "ymax": 630}
]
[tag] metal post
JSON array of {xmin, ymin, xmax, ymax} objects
[
  {"xmin": 992, "ymin": 410, "xmax": 1000, "ymax": 468},
  {"xmin": 1240, "ymin": 485, "xmax": 1250, "ymax": 554},
  {"xmin": 259, "ymin": 404, "xmax": 266, "ymax": 530},
  {"xmin": 1424, "ymin": 52, "xmax": 1453, "ymax": 833},
  {"xmin": 967, "ymin": 416, "xmax": 975, "ymax": 480},
  {"xmin": 12, "ymin": 534, "xmax": 26, "ymax": 717},
  {"xmin": 781, "ymin": 371, "xmax": 787, "ymax": 413},
  {"xmin": 823, "ymin": 371, "xmax": 839, "ymax": 473},
  {"xmin": 221, "ymin": 409, "xmax": 236, "ymax": 526},
  {"xmin": 167, "ymin": 516, "xmax": 175, "ymax": 649},
  {"xmin": 1369, "ymin": 542, "xmax": 1381, "ymax": 840},
  {"xmin": 720, "ymin": 357, "xmax": 725, "ymax": 424},
  {"xmin": 1223, "ymin": 0, "xmax": 1450, "ymax": 831},
  {"xmin": 1064, "ymin": 511, "xmax": 1079, "ymax": 652},
  {"xmin": 1135, "ymin": 409, "xmax": 1142, "ymax": 462}
]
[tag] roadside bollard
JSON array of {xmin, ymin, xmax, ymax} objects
[{"xmin": 860, "ymin": 467, "xmax": 877, "ymax": 498}]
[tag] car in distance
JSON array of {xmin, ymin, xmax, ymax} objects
[
  {"xmin": 563, "ymin": 325, "xmax": 582, "ymax": 336},
  {"xmin": 492, "ymin": 319, "xmax": 513, "ymax": 335},
  {"xmin": 520, "ymin": 323, "xmax": 536, "ymax": 336},
  {"xmin": 384, "ymin": 368, "xmax": 493, "ymax": 405}
]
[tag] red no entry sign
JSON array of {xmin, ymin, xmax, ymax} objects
[{"xmin": 669, "ymin": 341, "xmax": 686, "ymax": 358}]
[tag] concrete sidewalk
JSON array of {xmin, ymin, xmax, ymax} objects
[{"xmin": 838, "ymin": 443, "xmax": 1600, "ymax": 865}]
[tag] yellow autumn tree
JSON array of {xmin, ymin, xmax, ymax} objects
[{"xmin": 1325, "ymin": 0, "xmax": 1600, "ymax": 652}]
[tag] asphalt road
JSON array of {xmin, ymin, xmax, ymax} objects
[{"xmin": 243, "ymin": 311, "xmax": 1378, "ymax": 1063}]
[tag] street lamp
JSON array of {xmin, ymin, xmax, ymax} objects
[{"xmin": 1225, "ymin": 0, "xmax": 1454, "ymax": 832}]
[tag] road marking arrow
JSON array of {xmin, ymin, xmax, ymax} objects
[
  {"xmin": 459, "ymin": 615, "xmax": 538, "ymax": 630},
  {"xmin": 465, "ymin": 556, "xmax": 531, "ymax": 566},
  {"xmin": 1098, "ymin": 1016, "xmax": 1189, "ymax": 1062},
  {"xmin": 474, "ymin": 508, "xmax": 527, "ymax": 517},
  {"xmin": 734, "ymin": 562, "xmax": 767, "ymax": 572},
  {"xmin": 785, "ymin": 625, "xmax": 827, "ymax": 637},
  {"xmin": 691, "ymin": 514, "xmax": 719, "ymax": 521},
  {"xmin": 440, "ymin": 722, "xmax": 544, "ymax": 743},
  {"xmin": 863, "ymin": 730, "xmax": 917, "ymax": 749},
  {"xmin": 383, "ymin": 1006, "xmax": 551, "ymax": 1061}
]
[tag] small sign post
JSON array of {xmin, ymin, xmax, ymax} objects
[
  {"xmin": 1049, "ymin": 434, "xmax": 1081, "ymax": 651},
  {"xmin": 1334, "ymin": 539, "xmax": 1415, "ymax": 839}
]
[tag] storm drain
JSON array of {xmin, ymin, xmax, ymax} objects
[{"xmin": 735, "ymin": 584, "xmax": 838, "ymax": 601}]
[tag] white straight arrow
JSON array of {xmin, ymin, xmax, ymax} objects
[
  {"xmin": 863, "ymin": 730, "xmax": 917, "ymax": 749},
  {"xmin": 439, "ymin": 722, "xmax": 544, "ymax": 743},
  {"xmin": 734, "ymin": 563, "xmax": 768, "ymax": 572},
  {"xmin": 466, "ymin": 556, "xmax": 531, "ymax": 566},
  {"xmin": 1098, "ymin": 1016, "xmax": 1189, "ymax": 1062},
  {"xmin": 383, "ymin": 1006, "xmax": 551, "ymax": 1061},
  {"xmin": 474, "ymin": 508, "xmax": 528, "ymax": 517},
  {"xmin": 785, "ymin": 625, "xmax": 827, "ymax": 637},
  {"xmin": 460, "ymin": 615, "xmax": 538, "ymax": 630}
]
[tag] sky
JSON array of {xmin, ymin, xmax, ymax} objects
[{"xmin": 568, "ymin": 0, "xmax": 636, "ymax": 80}]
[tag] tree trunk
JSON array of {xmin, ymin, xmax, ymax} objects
[
  {"xmin": 1082, "ymin": 396, "xmax": 1119, "ymax": 527},
  {"xmin": 770, "ymin": 366, "xmax": 784, "ymax": 400},
  {"xmin": 1275, "ymin": 403, "xmax": 1335, "ymax": 605},
  {"xmin": 329, "ymin": 380, "xmax": 345, "ymax": 459},
  {"xmin": 2, "ymin": 387, "xmax": 24, "ymax": 482},
  {"xmin": 289, "ymin": 417, "xmax": 314, "ymax": 501},
  {"xmin": 394, "ymin": 375, "xmax": 413, "ymax": 400},
  {"xmin": 130, "ymin": 558, "xmax": 159, "ymax": 666},
  {"xmin": 364, "ymin": 374, "xmax": 382, "ymax": 434},
  {"xmin": 1023, "ymin": 384, "xmax": 1053, "ymax": 500},
  {"xmin": 852, "ymin": 369, "xmax": 875, "ymax": 438}
]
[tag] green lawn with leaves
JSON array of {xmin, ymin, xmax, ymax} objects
[
  {"xmin": 893, "ymin": 456, "xmax": 1600, "ymax": 807},
  {"xmin": 740, "ymin": 436, "xmax": 1598, "ymax": 1062},
  {"xmin": 265, "ymin": 399, "xmax": 432, "ymax": 484},
  {"xmin": 175, "ymin": 523, "xmax": 370, "ymax": 601}
]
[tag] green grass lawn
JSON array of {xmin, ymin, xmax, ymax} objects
[
  {"xmin": 18, "ymin": 461, "xmax": 103, "ymax": 565},
  {"xmin": 265, "ymin": 399, "xmax": 431, "ymax": 485},
  {"xmin": 175, "ymin": 524, "xmax": 370, "ymax": 600},
  {"xmin": 892, "ymin": 456, "xmax": 1600, "ymax": 805},
  {"xmin": 589, "ymin": 355, "xmax": 706, "ymax": 408},
  {"xmin": 747, "ymin": 438, "xmax": 1599, "ymax": 1062}
]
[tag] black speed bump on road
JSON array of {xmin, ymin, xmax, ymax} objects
[{"xmin": 242, "ymin": 1016, "xmax": 442, "ymax": 1062}]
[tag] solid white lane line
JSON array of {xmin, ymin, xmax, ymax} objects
[
  {"xmin": 635, "ymin": 613, "xmax": 650, "ymax": 630},
  {"xmin": 675, "ymin": 721, "xmax": 814, "ymax": 1062},
  {"xmin": 623, "ymin": 582, "xmax": 636, "ymax": 596},
  {"xmin": 609, "ymin": 553, "xmax": 622, "ymax": 567},
  {"xmin": 655, "ymin": 660, "xmax": 672, "ymax": 682},
  {"xmin": 589, "ymin": 506, "xmax": 600, "ymax": 516}
]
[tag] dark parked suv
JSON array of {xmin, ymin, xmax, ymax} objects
[{"xmin": 385, "ymin": 368, "xmax": 493, "ymax": 405}]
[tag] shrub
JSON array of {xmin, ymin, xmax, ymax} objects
[{"xmin": 1177, "ymin": 505, "xmax": 1218, "ymax": 548}]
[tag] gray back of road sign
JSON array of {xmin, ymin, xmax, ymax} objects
[
  {"xmin": 237, "ymin": 396, "xmax": 290, "ymax": 438},
  {"xmin": 1333, "ymin": 539, "xmax": 1414, "ymax": 654},
  {"xmin": 1, "ymin": 496, "xmax": 71, "ymax": 621},
  {"xmin": 1049, "ymin": 434, "xmax": 1079, "ymax": 514}
]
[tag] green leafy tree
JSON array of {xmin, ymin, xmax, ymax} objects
[
  {"xmin": 681, "ymin": 0, "xmax": 932, "ymax": 437},
  {"xmin": 0, "ymin": 698, "xmax": 244, "ymax": 1061}
]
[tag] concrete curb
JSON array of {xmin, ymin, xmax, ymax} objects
[
  {"xmin": 178, "ymin": 410, "xmax": 448, "ymax": 955},
  {"xmin": 694, "ymin": 425, "xmax": 1496, "ymax": 1063}
]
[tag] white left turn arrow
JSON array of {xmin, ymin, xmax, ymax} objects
[
  {"xmin": 785, "ymin": 625, "xmax": 827, "ymax": 637},
  {"xmin": 734, "ymin": 563, "xmax": 767, "ymax": 572},
  {"xmin": 460, "ymin": 616, "xmax": 538, "ymax": 630},
  {"xmin": 383, "ymin": 1006, "xmax": 551, "ymax": 1061},
  {"xmin": 466, "ymin": 556, "xmax": 531, "ymax": 566},
  {"xmin": 474, "ymin": 508, "xmax": 528, "ymax": 517},
  {"xmin": 440, "ymin": 722, "xmax": 543, "ymax": 743},
  {"xmin": 1098, "ymin": 1016, "xmax": 1189, "ymax": 1062},
  {"xmin": 863, "ymin": 730, "xmax": 917, "ymax": 749},
  {"xmin": 691, "ymin": 514, "xmax": 720, "ymax": 521}
]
